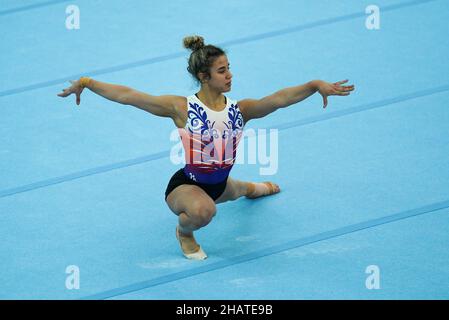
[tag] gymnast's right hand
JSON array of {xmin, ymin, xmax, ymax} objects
[{"xmin": 57, "ymin": 79, "xmax": 85, "ymax": 105}]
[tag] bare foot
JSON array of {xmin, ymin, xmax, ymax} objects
[
  {"xmin": 245, "ymin": 182, "xmax": 281, "ymax": 199},
  {"xmin": 176, "ymin": 227, "xmax": 207, "ymax": 260}
]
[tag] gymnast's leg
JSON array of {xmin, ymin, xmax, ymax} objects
[
  {"xmin": 166, "ymin": 185, "xmax": 217, "ymax": 260},
  {"xmin": 214, "ymin": 177, "xmax": 281, "ymax": 204}
]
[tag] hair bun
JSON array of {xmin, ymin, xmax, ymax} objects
[{"xmin": 183, "ymin": 35, "xmax": 205, "ymax": 51}]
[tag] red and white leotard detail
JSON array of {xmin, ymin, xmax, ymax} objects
[{"xmin": 178, "ymin": 94, "xmax": 245, "ymax": 184}]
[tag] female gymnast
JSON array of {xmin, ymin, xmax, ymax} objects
[{"xmin": 58, "ymin": 35, "xmax": 354, "ymax": 260}]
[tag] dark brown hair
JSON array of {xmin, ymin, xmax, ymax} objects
[{"xmin": 183, "ymin": 35, "xmax": 226, "ymax": 85}]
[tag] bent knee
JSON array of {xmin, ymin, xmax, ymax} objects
[{"xmin": 189, "ymin": 201, "xmax": 216, "ymax": 227}]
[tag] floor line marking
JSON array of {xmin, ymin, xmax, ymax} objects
[
  {"xmin": 81, "ymin": 199, "xmax": 449, "ymax": 300},
  {"xmin": 0, "ymin": 0, "xmax": 439, "ymax": 97},
  {"xmin": 1, "ymin": 84, "xmax": 448, "ymax": 199}
]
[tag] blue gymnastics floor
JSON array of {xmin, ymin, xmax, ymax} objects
[{"xmin": 1, "ymin": 0, "xmax": 448, "ymax": 300}]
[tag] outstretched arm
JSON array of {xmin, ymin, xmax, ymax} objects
[
  {"xmin": 238, "ymin": 80, "xmax": 355, "ymax": 122},
  {"xmin": 57, "ymin": 77, "xmax": 184, "ymax": 119}
]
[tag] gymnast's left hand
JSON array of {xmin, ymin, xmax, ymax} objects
[{"xmin": 315, "ymin": 79, "xmax": 355, "ymax": 109}]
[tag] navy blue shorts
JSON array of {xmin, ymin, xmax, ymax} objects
[{"xmin": 165, "ymin": 168, "xmax": 228, "ymax": 201}]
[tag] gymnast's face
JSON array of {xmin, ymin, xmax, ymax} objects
[{"xmin": 203, "ymin": 55, "xmax": 233, "ymax": 93}]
